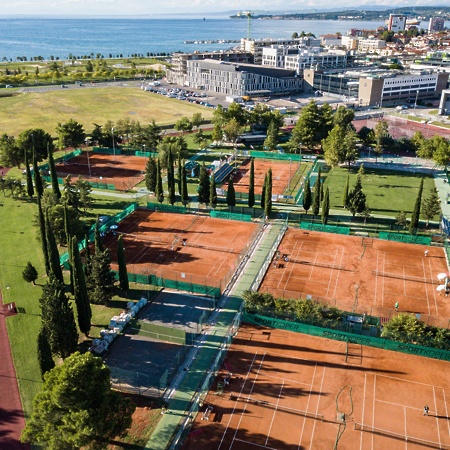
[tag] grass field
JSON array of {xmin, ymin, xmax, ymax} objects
[
  {"xmin": 0, "ymin": 87, "xmax": 214, "ymax": 137},
  {"xmin": 323, "ymin": 166, "xmax": 438, "ymax": 218}
]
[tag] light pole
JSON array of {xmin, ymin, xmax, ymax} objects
[
  {"xmin": 414, "ymin": 90, "xmax": 419, "ymax": 109},
  {"xmin": 87, "ymin": 149, "xmax": 92, "ymax": 177},
  {"xmin": 111, "ymin": 127, "xmax": 116, "ymax": 162}
]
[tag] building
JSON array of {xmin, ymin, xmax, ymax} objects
[
  {"xmin": 429, "ymin": 17, "xmax": 446, "ymax": 33},
  {"xmin": 303, "ymin": 67, "xmax": 449, "ymax": 107},
  {"xmin": 320, "ymin": 34, "xmax": 342, "ymax": 47},
  {"xmin": 357, "ymin": 38, "xmax": 386, "ymax": 53},
  {"xmin": 388, "ymin": 14, "xmax": 406, "ymax": 32},
  {"xmin": 438, "ymin": 89, "xmax": 450, "ymax": 115},
  {"xmin": 341, "ymin": 35, "xmax": 358, "ymax": 50},
  {"xmin": 166, "ymin": 51, "xmax": 253, "ymax": 86},
  {"xmin": 186, "ymin": 59, "xmax": 302, "ymax": 97}
]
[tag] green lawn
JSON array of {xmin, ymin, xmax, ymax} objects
[
  {"xmin": 0, "ymin": 87, "xmax": 214, "ymax": 137},
  {"xmin": 323, "ymin": 166, "xmax": 438, "ymax": 218}
]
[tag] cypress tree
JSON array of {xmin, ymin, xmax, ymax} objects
[
  {"xmin": 248, "ymin": 158, "xmax": 255, "ymax": 208},
  {"xmin": 89, "ymin": 250, "xmax": 115, "ymax": 305},
  {"xmin": 312, "ymin": 180, "xmax": 321, "ymax": 216},
  {"xmin": 155, "ymin": 159, "xmax": 164, "ymax": 203},
  {"xmin": 181, "ymin": 162, "xmax": 189, "ymax": 206},
  {"xmin": 37, "ymin": 327, "xmax": 55, "ymax": 380},
  {"xmin": 45, "ymin": 211, "xmax": 64, "ymax": 284},
  {"xmin": 346, "ymin": 173, "xmax": 367, "ymax": 217},
  {"xmin": 209, "ymin": 173, "xmax": 217, "ymax": 208},
  {"xmin": 226, "ymin": 177, "xmax": 236, "ymax": 207},
  {"xmin": 177, "ymin": 152, "xmax": 182, "ymax": 195},
  {"xmin": 145, "ymin": 157, "xmax": 157, "ymax": 193},
  {"xmin": 63, "ymin": 204, "xmax": 71, "ymax": 247},
  {"xmin": 25, "ymin": 151, "xmax": 34, "ymax": 198},
  {"xmin": 342, "ymin": 175, "xmax": 349, "ymax": 208},
  {"xmin": 39, "ymin": 276, "xmax": 78, "ymax": 359},
  {"xmin": 167, "ymin": 150, "xmax": 176, "ymax": 205},
  {"xmin": 71, "ymin": 236, "xmax": 92, "ymax": 336},
  {"xmin": 33, "ymin": 156, "xmax": 44, "ymax": 198},
  {"xmin": 264, "ymin": 168, "xmax": 273, "ymax": 218},
  {"xmin": 37, "ymin": 196, "xmax": 50, "ymax": 275},
  {"xmin": 197, "ymin": 163, "xmax": 210, "ymax": 204},
  {"xmin": 117, "ymin": 235, "xmax": 129, "ymax": 292},
  {"xmin": 48, "ymin": 144, "xmax": 61, "ymax": 199},
  {"xmin": 409, "ymin": 178, "xmax": 424, "ymax": 235},
  {"xmin": 22, "ymin": 261, "xmax": 38, "ymax": 285},
  {"xmin": 94, "ymin": 218, "xmax": 104, "ymax": 254},
  {"xmin": 321, "ymin": 187, "xmax": 330, "ymax": 225},
  {"xmin": 303, "ymin": 178, "xmax": 312, "ymax": 214},
  {"xmin": 260, "ymin": 173, "xmax": 267, "ymax": 209},
  {"xmin": 84, "ymin": 232, "xmax": 92, "ymax": 279},
  {"xmin": 317, "ymin": 166, "xmax": 322, "ymax": 203}
]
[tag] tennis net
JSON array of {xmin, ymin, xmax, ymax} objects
[
  {"xmin": 372, "ymin": 270, "xmax": 437, "ymax": 285},
  {"xmin": 229, "ymin": 394, "xmax": 324, "ymax": 421},
  {"xmin": 354, "ymin": 423, "xmax": 450, "ymax": 448}
]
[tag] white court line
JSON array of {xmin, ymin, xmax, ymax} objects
[
  {"xmin": 227, "ymin": 353, "xmax": 267, "ymax": 450},
  {"xmin": 265, "ymin": 380, "xmax": 284, "ymax": 446},
  {"xmin": 233, "ymin": 438, "xmax": 277, "ymax": 449},
  {"xmin": 374, "ymin": 252, "xmax": 379, "ymax": 307},
  {"xmin": 298, "ymin": 363, "xmax": 317, "ymax": 449},
  {"xmin": 331, "ymin": 246, "xmax": 345, "ymax": 299},
  {"xmin": 360, "ymin": 373, "xmax": 367, "ymax": 450},
  {"xmin": 421, "ymin": 257, "xmax": 431, "ymax": 315},
  {"xmin": 376, "ymin": 398, "xmax": 424, "ymax": 411},
  {"xmin": 428, "ymin": 256, "xmax": 440, "ymax": 316},
  {"xmin": 280, "ymin": 240, "xmax": 300, "ymax": 291},
  {"xmin": 308, "ymin": 365, "xmax": 326, "ymax": 450},
  {"xmin": 372, "ymin": 374, "xmax": 377, "ymax": 450},
  {"xmin": 402, "ymin": 265, "xmax": 407, "ymax": 296},
  {"xmin": 443, "ymin": 389, "xmax": 450, "ymax": 435},
  {"xmin": 328, "ymin": 246, "xmax": 340, "ymax": 299},
  {"xmin": 381, "ymin": 253, "xmax": 385, "ymax": 308},
  {"xmin": 217, "ymin": 351, "xmax": 261, "ymax": 450},
  {"xmin": 403, "ymin": 406, "xmax": 407, "ymax": 442},
  {"xmin": 433, "ymin": 386, "xmax": 442, "ymax": 447},
  {"xmin": 370, "ymin": 372, "xmax": 445, "ymax": 389},
  {"xmin": 259, "ymin": 372, "xmax": 311, "ymax": 388}
]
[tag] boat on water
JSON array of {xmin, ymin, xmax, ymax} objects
[{"xmin": 406, "ymin": 19, "xmax": 421, "ymax": 26}]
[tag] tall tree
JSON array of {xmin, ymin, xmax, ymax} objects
[
  {"xmin": 145, "ymin": 157, "xmax": 157, "ymax": 193},
  {"xmin": 289, "ymin": 100, "xmax": 320, "ymax": 151},
  {"xmin": 61, "ymin": 175, "xmax": 79, "ymax": 209},
  {"xmin": 0, "ymin": 133, "xmax": 21, "ymax": 168},
  {"xmin": 312, "ymin": 180, "xmax": 321, "ymax": 216},
  {"xmin": 70, "ymin": 236, "xmax": 92, "ymax": 337},
  {"xmin": 117, "ymin": 234, "xmax": 129, "ymax": 291},
  {"xmin": 209, "ymin": 173, "xmax": 217, "ymax": 208},
  {"xmin": 248, "ymin": 158, "xmax": 255, "ymax": 208},
  {"xmin": 181, "ymin": 162, "xmax": 189, "ymax": 206},
  {"xmin": 94, "ymin": 218, "xmax": 104, "ymax": 254},
  {"xmin": 37, "ymin": 196, "xmax": 50, "ymax": 275},
  {"xmin": 45, "ymin": 211, "xmax": 63, "ymax": 284},
  {"xmin": 22, "ymin": 261, "xmax": 38, "ymax": 285},
  {"xmin": 409, "ymin": 178, "xmax": 424, "ymax": 235},
  {"xmin": 37, "ymin": 327, "xmax": 55, "ymax": 380},
  {"xmin": 321, "ymin": 187, "xmax": 330, "ymax": 225},
  {"xmin": 24, "ymin": 150, "xmax": 34, "ymax": 198},
  {"xmin": 47, "ymin": 145, "xmax": 61, "ymax": 199},
  {"xmin": 342, "ymin": 175, "xmax": 349, "ymax": 208},
  {"xmin": 197, "ymin": 164, "xmax": 210, "ymax": 205},
  {"xmin": 264, "ymin": 168, "xmax": 272, "ymax": 218},
  {"xmin": 167, "ymin": 150, "xmax": 176, "ymax": 205},
  {"xmin": 88, "ymin": 250, "xmax": 115, "ymax": 305},
  {"xmin": 226, "ymin": 177, "xmax": 236, "ymax": 207},
  {"xmin": 346, "ymin": 173, "xmax": 367, "ymax": 217},
  {"xmin": 33, "ymin": 156, "xmax": 44, "ymax": 198},
  {"xmin": 192, "ymin": 112, "xmax": 204, "ymax": 131},
  {"xmin": 421, "ymin": 187, "xmax": 441, "ymax": 227},
  {"xmin": 56, "ymin": 119, "xmax": 86, "ymax": 150},
  {"xmin": 75, "ymin": 177, "xmax": 92, "ymax": 211},
  {"xmin": 17, "ymin": 128, "xmax": 55, "ymax": 164},
  {"xmin": 303, "ymin": 177, "xmax": 312, "ymax": 214},
  {"xmin": 177, "ymin": 152, "xmax": 182, "ymax": 195},
  {"xmin": 260, "ymin": 173, "xmax": 267, "ymax": 209},
  {"xmin": 373, "ymin": 119, "xmax": 390, "ymax": 162},
  {"xmin": 21, "ymin": 352, "xmax": 135, "ymax": 450},
  {"xmin": 39, "ymin": 276, "xmax": 78, "ymax": 359},
  {"xmin": 263, "ymin": 120, "xmax": 279, "ymax": 150},
  {"xmin": 155, "ymin": 159, "xmax": 164, "ymax": 203}
]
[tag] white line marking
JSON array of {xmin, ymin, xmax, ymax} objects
[
  {"xmin": 309, "ymin": 365, "xmax": 326, "ymax": 450},
  {"xmin": 265, "ymin": 380, "xmax": 284, "ymax": 446},
  {"xmin": 298, "ymin": 363, "xmax": 317, "ymax": 448},
  {"xmin": 360, "ymin": 373, "xmax": 367, "ymax": 450},
  {"xmin": 233, "ymin": 438, "xmax": 277, "ymax": 449},
  {"xmin": 433, "ymin": 386, "xmax": 442, "ymax": 447},
  {"xmin": 372, "ymin": 374, "xmax": 376, "ymax": 449}
]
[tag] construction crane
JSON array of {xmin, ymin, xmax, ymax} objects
[{"xmin": 237, "ymin": 11, "xmax": 252, "ymax": 40}]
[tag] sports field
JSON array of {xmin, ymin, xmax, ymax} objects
[
  {"xmin": 103, "ymin": 210, "xmax": 259, "ymax": 289},
  {"xmin": 260, "ymin": 228, "xmax": 449, "ymax": 326},
  {"xmin": 182, "ymin": 324, "xmax": 450, "ymax": 450},
  {"xmin": 54, "ymin": 151, "xmax": 146, "ymax": 190},
  {"xmin": 232, "ymin": 159, "xmax": 302, "ymax": 197}
]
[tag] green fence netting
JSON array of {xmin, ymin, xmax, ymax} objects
[
  {"xmin": 210, "ymin": 210, "xmax": 252, "ymax": 222},
  {"xmin": 147, "ymin": 203, "xmax": 187, "ymax": 214},
  {"xmin": 250, "ymin": 151, "xmax": 303, "ymax": 161},
  {"xmin": 378, "ymin": 232, "xmax": 431, "ymax": 245},
  {"xmin": 300, "ymin": 222, "xmax": 350, "ymax": 235},
  {"xmin": 129, "ymin": 318, "xmax": 186, "ymax": 345},
  {"xmin": 243, "ymin": 312, "xmax": 450, "ymax": 362}
]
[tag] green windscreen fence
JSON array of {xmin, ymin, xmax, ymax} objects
[
  {"xmin": 147, "ymin": 203, "xmax": 187, "ymax": 214},
  {"xmin": 378, "ymin": 232, "xmax": 431, "ymax": 245},
  {"xmin": 210, "ymin": 210, "xmax": 252, "ymax": 222},
  {"xmin": 129, "ymin": 318, "xmax": 186, "ymax": 345},
  {"xmin": 243, "ymin": 312, "xmax": 450, "ymax": 362},
  {"xmin": 300, "ymin": 222, "xmax": 350, "ymax": 235},
  {"xmin": 92, "ymin": 147, "xmax": 122, "ymax": 155},
  {"xmin": 250, "ymin": 151, "xmax": 303, "ymax": 161}
]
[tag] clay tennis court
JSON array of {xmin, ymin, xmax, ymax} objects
[
  {"xmin": 182, "ymin": 324, "xmax": 450, "ymax": 450},
  {"xmin": 103, "ymin": 210, "xmax": 259, "ymax": 288},
  {"xmin": 233, "ymin": 159, "xmax": 301, "ymax": 197},
  {"xmin": 260, "ymin": 228, "xmax": 450, "ymax": 325},
  {"xmin": 54, "ymin": 151, "xmax": 146, "ymax": 190}
]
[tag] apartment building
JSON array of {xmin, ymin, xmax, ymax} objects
[
  {"xmin": 388, "ymin": 14, "xmax": 406, "ymax": 32},
  {"xmin": 429, "ymin": 17, "xmax": 446, "ymax": 33}
]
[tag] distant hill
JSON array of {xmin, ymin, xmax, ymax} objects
[{"xmin": 230, "ymin": 6, "xmax": 450, "ymax": 22}]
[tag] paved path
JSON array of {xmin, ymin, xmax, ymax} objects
[{"xmin": 0, "ymin": 290, "xmax": 29, "ymax": 450}]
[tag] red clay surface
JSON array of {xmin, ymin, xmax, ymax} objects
[
  {"xmin": 54, "ymin": 152, "xmax": 146, "ymax": 190},
  {"xmin": 233, "ymin": 159, "xmax": 301, "ymax": 197},
  {"xmin": 260, "ymin": 228, "xmax": 450, "ymax": 326},
  {"xmin": 354, "ymin": 115, "xmax": 450, "ymax": 140},
  {"xmin": 103, "ymin": 210, "xmax": 259, "ymax": 288},
  {"xmin": 0, "ymin": 290, "xmax": 29, "ymax": 450},
  {"xmin": 183, "ymin": 324, "xmax": 450, "ymax": 450}
]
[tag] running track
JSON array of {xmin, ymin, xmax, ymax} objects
[{"xmin": 0, "ymin": 289, "xmax": 29, "ymax": 450}]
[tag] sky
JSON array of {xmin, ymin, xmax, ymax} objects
[{"xmin": 0, "ymin": 0, "xmax": 445, "ymax": 17}]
